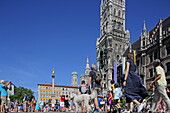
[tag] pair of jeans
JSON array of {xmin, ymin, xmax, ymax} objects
[{"xmin": 151, "ymin": 83, "xmax": 170, "ymax": 111}]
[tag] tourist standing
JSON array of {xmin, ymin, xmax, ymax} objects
[
  {"xmin": 87, "ymin": 64, "xmax": 101, "ymax": 112},
  {"xmin": 60, "ymin": 95, "xmax": 65, "ymax": 112},
  {"xmin": 64, "ymin": 95, "xmax": 70, "ymax": 112},
  {"xmin": 97, "ymin": 90, "xmax": 104, "ymax": 111},
  {"xmin": 35, "ymin": 100, "xmax": 40, "ymax": 112},
  {"xmin": 107, "ymin": 90, "xmax": 113, "ymax": 112},
  {"xmin": 39, "ymin": 100, "xmax": 44, "ymax": 112},
  {"xmin": 23, "ymin": 92, "xmax": 29, "ymax": 112},
  {"xmin": 70, "ymin": 98, "xmax": 75, "ymax": 112},
  {"xmin": 0, "ymin": 80, "xmax": 11, "ymax": 113}
]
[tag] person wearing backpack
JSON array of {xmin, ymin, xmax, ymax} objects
[
  {"xmin": 88, "ymin": 64, "xmax": 101, "ymax": 91},
  {"xmin": 39, "ymin": 100, "xmax": 44, "ymax": 112},
  {"xmin": 79, "ymin": 80, "xmax": 87, "ymax": 94},
  {"xmin": 79, "ymin": 80, "xmax": 88, "ymax": 112},
  {"xmin": 87, "ymin": 64, "xmax": 101, "ymax": 112}
]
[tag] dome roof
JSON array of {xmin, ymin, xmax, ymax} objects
[
  {"xmin": 72, "ymin": 72, "xmax": 78, "ymax": 75},
  {"xmin": 80, "ymin": 74, "xmax": 85, "ymax": 77}
]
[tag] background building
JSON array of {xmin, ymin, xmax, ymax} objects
[
  {"xmin": 96, "ymin": 0, "xmax": 130, "ymax": 90},
  {"xmin": 124, "ymin": 16, "xmax": 170, "ymax": 89},
  {"xmin": 38, "ymin": 71, "xmax": 79, "ymax": 103},
  {"xmin": 80, "ymin": 57, "xmax": 90, "ymax": 84},
  {"xmin": 38, "ymin": 84, "xmax": 78, "ymax": 103},
  {"xmin": 71, "ymin": 72, "xmax": 78, "ymax": 86}
]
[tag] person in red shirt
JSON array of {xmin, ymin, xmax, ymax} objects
[{"xmin": 60, "ymin": 95, "xmax": 65, "ymax": 112}]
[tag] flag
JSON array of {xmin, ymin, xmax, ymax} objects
[
  {"xmin": 114, "ymin": 62, "xmax": 117, "ymax": 83},
  {"xmin": 133, "ymin": 50, "xmax": 136, "ymax": 64},
  {"xmin": 122, "ymin": 57, "xmax": 126, "ymax": 75}
]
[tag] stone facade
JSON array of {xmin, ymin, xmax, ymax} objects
[
  {"xmin": 142, "ymin": 17, "xmax": 170, "ymax": 88},
  {"xmin": 96, "ymin": 0, "xmax": 130, "ymax": 90},
  {"xmin": 38, "ymin": 84, "xmax": 78, "ymax": 103},
  {"xmin": 125, "ymin": 17, "xmax": 170, "ymax": 89}
]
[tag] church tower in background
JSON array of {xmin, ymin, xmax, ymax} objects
[
  {"xmin": 80, "ymin": 57, "xmax": 90, "ymax": 85},
  {"xmin": 96, "ymin": 0, "xmax": 130, "ymax": 90},
  {"xmin": 71, "ymin": 72, "xmax": 78, "ymax": 86},
  {"xmin": 85, "ymin": 57, "xmax": 90, "ymax": 76}
]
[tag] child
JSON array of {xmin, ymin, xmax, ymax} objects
[
  {"xmin": 113, "ymin": 83, "xmax": 122, "ymax": 113},
  {"xmin": 79, "ymin": 80, "xmax": 88, "ymax": 112},
  {"xmin": 79, "ymin": 80, "xmax": 87, "ymax": 94}
]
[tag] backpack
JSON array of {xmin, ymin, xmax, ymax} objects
[
  {"xmin": 81, "ymin": 85, "xmax": 87, "ymax": 94},
  {"xmin": 95, "ymin": 71, "xmax": 102, "ymax": 83}
]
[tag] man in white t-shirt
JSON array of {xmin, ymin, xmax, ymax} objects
[{"xmin": 150, "ymin": 59, "xmax": 170, "ymax": 112}]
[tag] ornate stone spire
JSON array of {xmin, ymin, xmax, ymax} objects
[
  {"xmin": 142, "ymin": 20, "xmax": 147, "ymax": 36},
  {"xmin": 143, "ymin": 20, "xmax": 146, "ymax": 31},
  {"xmin": 85, "ymin": 56, "xmax": 90, "ymax": 75},
  {"xmin": 129, "ymin": 43, "xmax": 132, "ymax": 53},
  {"xmin": 85, "ymin": 56, "xmax": 90, "ymax": 70},
  {"xmin": 101, "ymin": 0, "xmax": 104, "ymax": 4}
]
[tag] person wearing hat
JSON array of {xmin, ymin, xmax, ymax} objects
[
  {"xmin": 0, "ymin": 80, "xmax": 11, "ymax": 112},
  {"xmin": 149, "ymin": 59, "xmax": 170, "ymax": 112}
]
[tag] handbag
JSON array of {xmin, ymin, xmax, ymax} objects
[{"xmin": 100, "ymin": 99, "xmax": 105, "ymax": 105}]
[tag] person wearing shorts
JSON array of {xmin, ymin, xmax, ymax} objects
[
  {"xmin": 0, "ymin": 80, "xmax": 11, "ymax": 113},
  {"xmin": 60, "ymin": 95, "xmax": 65, "ymax": 111}
]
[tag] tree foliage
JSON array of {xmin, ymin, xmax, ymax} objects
[{"xmin": 10, "ymin": 87, "xmax": 34, "ymax": 102}]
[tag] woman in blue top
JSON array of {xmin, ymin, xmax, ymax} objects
[
  {"xmin": 123, "ymin": 53, "xmax": 148, "ymax": 112},
  {"xmin": 35, "ymin": 100, "xmax": 40, "ymax": 112}
]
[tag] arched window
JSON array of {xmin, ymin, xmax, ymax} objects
[
  {"xmin": 143, "ymin": 41, "xmax": 145, "ymax": 46},
  {"xmin": 106, "ymin": 22, "xmax": 109, "ymax": 31},
  {"xmin": 115, "ymin": 44, "xmax": 118, "ymax": 50},
  {"xmin": 118, "ymin": 10, "xmax": 121, "ymax": 17},
  {"xmin": 112, "ymin": 21, "xmax": 116, "ymax": 29},
  {"xmin": 113, "ymin": 8, "xmax": 116, "ymax": 15},
  {"xmin": 117, "ymin": 22, "xmax": 121, "ymax": 29},
  {"xmin": 117, "ymin": 55, "xmax": 120, "ymax": 61},
  {"xmin": 103, "ymin": 26, "xmax": 105, "ymax": 34}
]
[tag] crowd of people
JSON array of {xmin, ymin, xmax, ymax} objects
[
  {"xmin": 0, "ymin": 91, "xmax": 169, "ymax": 113},
  {"xmin": 1, "ymin": 52, "xmax": 170, "ymax": 113}
]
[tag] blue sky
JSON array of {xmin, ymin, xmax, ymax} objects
[{"xmin": 0, "ymin": 0, "xmax": 169, "ymax": 98}]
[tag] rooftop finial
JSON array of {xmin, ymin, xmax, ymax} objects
[
  {"xmin": 129, "ymin": 43, "xmax": 132, "ymax": 53},
  {"xmin": 101, "ymin": 0, "xmax": 104, "ymax": 4},
  {"xmin": 86, "ymin": 56, "xmax": 89, "ymax": 63},
  {"xmin": 143, "ymin": 20, "xmax": 146, "ymax": 31},
  {"xmin": 85, "ymin": 56, "xmax": 90, "ymax": 69}
]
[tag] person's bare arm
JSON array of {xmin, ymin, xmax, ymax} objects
[
  {"xmin": 4, "ymin": 81, "xmax": 11, "ymax": 87},
  {"xmin": 88, "ymin": 77, "xmax": 92, "ymax": 87},
  {"xmin": 150, "ymin": 74, "xmax": 162, "ymax": 86},
  {"xmin": 123, "ymin": 62, "xmax": 130, "ymax": 87}
]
